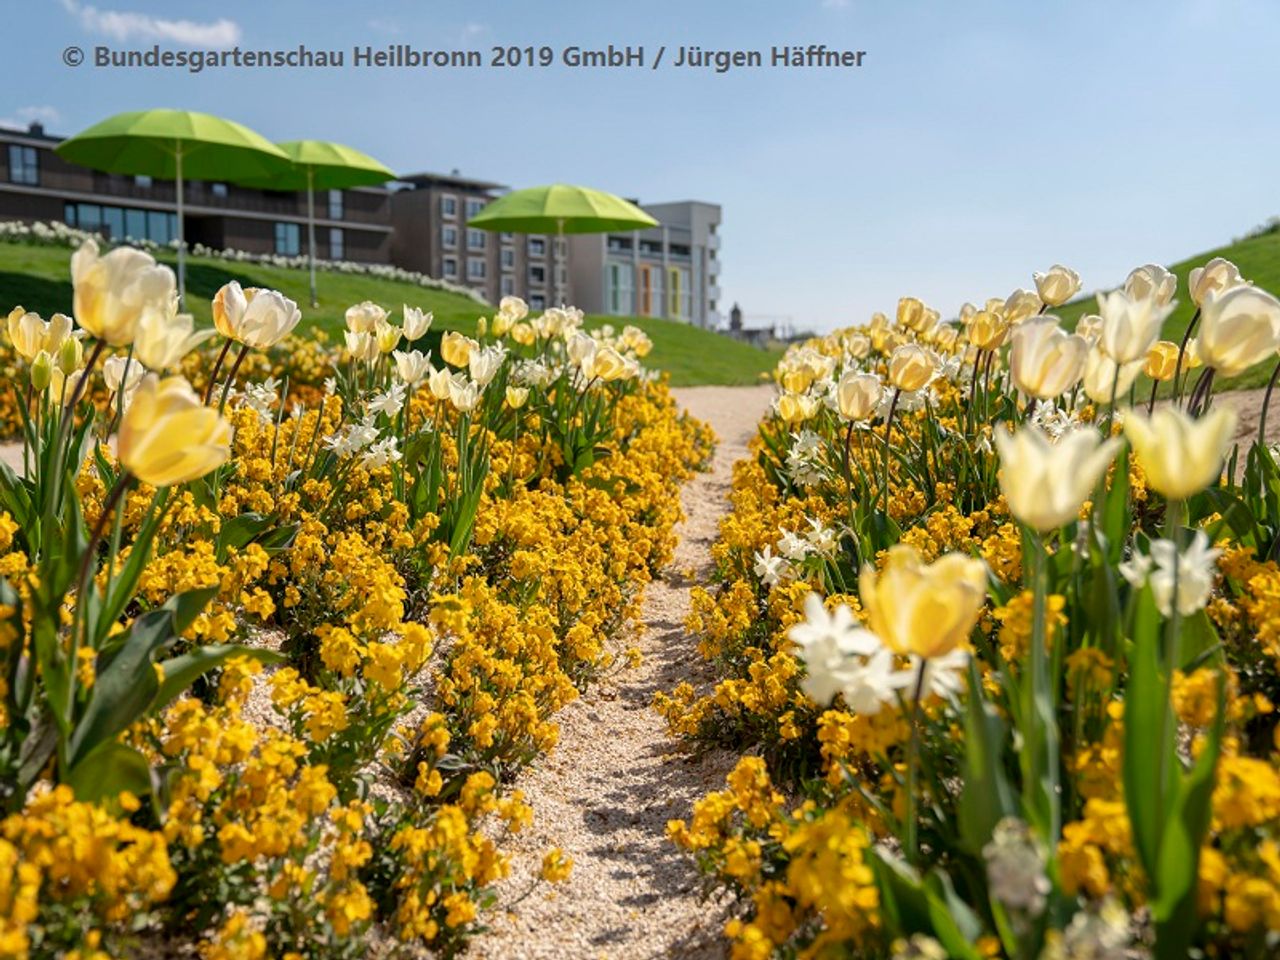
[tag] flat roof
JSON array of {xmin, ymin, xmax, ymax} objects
[{"xmin": 398, "ymin": 171, "xmax": 508, "ymax": 192}]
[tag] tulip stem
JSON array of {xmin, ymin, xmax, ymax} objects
[
  {"xmin": 881, "ymin": 388, "xmax": 900, "ymax": 516},
  {"xmin": 204, "ymin": 338, "xmax": 235, "ymax": 405},
  {"xmin": 1173, "ymin": 308, "xmax": 1201, "ymax": 405},
  {"xmin": 1258, "ymin": 358, "xmax": 1280, "ymax": 450},
  {"xmin": 904, "ymin": 658, "xmax": 928, "ymax": 865},
  {"xmin": 217, "ymin": 343, "xmax": 252, "ymax": 415},
  {"xmin": 1147, "ymin": 378, "xmax": 1159, "ymax": 416}
]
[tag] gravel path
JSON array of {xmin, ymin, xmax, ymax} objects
[{"xmin": 467, "ymin": 385, "xmax": 775, "ymax": 960}]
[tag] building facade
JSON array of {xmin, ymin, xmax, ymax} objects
[
  {"xmin": 389, "ymin": 172, "xmax": 560, "ymax": 310},
  {"xmin": 566, "ymin": 200, "xmax": 722, "ymax": 327},
  {"xmin": 0, "ymin": 121, "xmax": 392, "ymax": 263}
]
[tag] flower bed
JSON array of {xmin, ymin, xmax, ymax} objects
[
  {"xmin": 0, "ymin": 241, "xmax": 712, "ymax": 958},
  {"xmin": 660, "ymin": 262, "xmax": 1280, "ymax": 959}
]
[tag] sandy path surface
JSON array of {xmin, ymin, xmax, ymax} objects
[{"xmin": 467, "ymin": 385, "xmax": 774, "ymax": 960}]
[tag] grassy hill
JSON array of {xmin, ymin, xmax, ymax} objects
[
  {"xmin": 0, "ymin": 241, "xmax": 780, "ymax": 386},
  {"xmin": 1053, "ymin": 227, "xmax": 1280, "ymax": 393}
]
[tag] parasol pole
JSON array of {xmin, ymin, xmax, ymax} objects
[
  {"xmin": 175, "ymin": 140, "xmax": 186, "ymax": 307},
  {"xmin": 556, "ymin": 217, "xmax": 565, "ymax": 306},
  {"xmin": 307, "ymin": 167, "xmax": 319, "ymax": 307}
]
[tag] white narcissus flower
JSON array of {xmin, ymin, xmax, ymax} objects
[
  {"xmin": 1033, "ymin": 264, "xmax": 1082, "ymax": 307},
  {"xmin": 910, "ymin": 647, "xmax": 970, "ymax": 700},
  {"xmin": 367, "ymin": 382, "xmax": 407, "ymax": 418},
  {"xmin": 1195, "ymin": 285, "xmax": 1280, "ymax": 377},
  {"xmin": 787, "ymin": 593, "xmax": 883, "ymax": 706},
  {"xmin": 1124, "ymin": 263, "xmax": 1178, "ymax": 306},
  {"xmin": 1082, "ymin": 347, "xmax": 1146, "ymax": 405},
  {"xmin": 1188, "ymin": 257, "xmax": 1246, "ymax": 307},
  {"xmin": 752, "ymin": 545, "xmax": 788, "ymax": 588},
  {"xmin": 1123, "ymin": 406, "xmax": 1237, "ymax": 500},
  {"xmin": 1009, "ymin": 318, "xmax": 1088, "ymax": 400},
  {"xmin": 1124, "ymin": 530, "xmax": 1221, "ymax": 618},
  {"xmin": 1096, "ymin": 288, "xmax": 1176, "ymax": 364},
  {"xmin": 994, "ymin": 425, "xmax": 1121, "ymax": 533}
]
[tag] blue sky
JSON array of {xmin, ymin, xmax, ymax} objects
[{"xmin": 6, "ymin": 0, "xmax": 1280, "ymax": 331}]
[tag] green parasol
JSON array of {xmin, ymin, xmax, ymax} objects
[
  {"xmin": 467, "ymin": 184, "xmax": 658, "ymax": 305},
  {"xmin": 55, "ymin": 109, "xmax": 291, "ymax": 304},
  {"xmin": 239, "ymin": 140, "xmax": 396, "ymax": 306}
]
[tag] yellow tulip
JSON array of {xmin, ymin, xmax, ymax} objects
[
  {"xmin": 1123, "ymin": 406, "xmax": 1237, "ymax": 500},
  {"xmin": 71, "ymin": 239, "xmax": 176, "ymax": 347},
  {"xmin": 781, "ymin": 367, "xmax": 816, "ymax": 394},
  {"xmin": 1033, "ymin": 264, "xmax": 1082, "ymax": 308},
  {"xmin": 375, "ymin": 320, "xmax": 403, "ymax": 354},
  {"xmin": 505, "ymin": 385, "xmax": 529, "ymax": 409},
  {"xmin": 887, "ymin": 344, "xmax": 934, "ymax": 392},
  {"xmin": 897, "ymin": 297, "xmax": 928, "ymax": 332},
  {"xmin": 585, "ymin": 346, "xmax": 631, "ymax": 382},
  {"xmin": 511, "ymin": 322, "xmax": 536, "ymax": 346},
  {"xmin": 845, "ymin": 333, "xmax": 871, "ymax": 359},
  {"xmin": 1003, "ymin": 289, "xmax": 1044, "ymax": 324},
  {"xmin": 118, "ymin": 375, "xmax": 232, "ymax": 487},
  {"xmin": 967, "ymin": 310, "xmax": 1008, "ymax": 351},
  {"xmin": 859, "ymin": 545, "xmax": 987, "ymax": 659},
  {"xmin": 1009, "ymin": 318, "xmax": 1088, "ymax": 399},
  {"xmin": 1144, "ymin": 340, "xmax": 1182, "ymax": 382},
  {"xmin": 837, "ymin": 372, "xmax": 881, "ymax": 421},
  {"xmin": 134, "ymin": 307, "xmax": 216, "ymax": 372},
  {"xmin": 440, "ymin": 331, "xmax": 476, "ymax": 368},
  {"xmin": 7, "ymin": 307, "xmax": 47, "ymax": 360},
  {"xmin": 995, "ymin": 425, "xmax": 1120, "ymax": 532},
  {"xmin": 777, "ymin": 393, "xmax": 818, "ymax": 423}
]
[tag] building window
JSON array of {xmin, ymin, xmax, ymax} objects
[
  {"xmin": 135, "ymin": 174, "xmax": 153, "ymax": 188},
  {"xmin": 442, "ymin": 256, "xmax": 458, "ymax": 278},
  {"xmin": 528, "ymin": 237, "xmax": 546, "ymax": 258},
  {"xmin": 441, "ymin": 195, "xmax": 457, "ymax": 218},
  {"xmin": 125, "ymin": 208, "xmax": 147, "ymax": 240},
  {"xmin": 528, "ymin": 265, "xmax": 547, "ymax": 286},
  {"xmin": 529, "ymin": 294, "xmax": 546, "ymax": 311},
  {"xmin": 467, "ymin": 258, "xmax": 486, "ymax": 280},
  {"xmin": 501, "ymin": 275, "xmax": 515, "ymax": 296},
  {"xmin": 668, "ymin": 267, "xmax": 683, "ymax": 317},
  {"xmin": 442, "ymin": 225, "xmax": 458, "ymax": 248},
  {"xmin": 607, "ymin": 262, "xmax": 634, "ymax": 315},
  {"xmin": 328, "ymin": 189, "xmax": 343, "ymax": 220},
  {"xmin": 7, "ymin": 144, "xmax": 38, "ymax": 185},
  {"xmin": 63, "ymin": 202, "xmax": 179, "ymax": 244},
  {"xmin": 465, "ymin": 197, "xmax": 485, "ymax": 219},
  {"xmin": 466, "ymin": 229, "xmax": 486, "ymax": 251},
  {"xmin": 500, "ymin": 248, "xmax": 515, "ymax": 269},
  {"xmin": 274, "ymin": 222, "xmax": 301, "ymax": 256},
  {"xmin": 501, "ymin": 232, "xmax": 514, "ymax": 244},
  {"xmin": 329, "ymin": 227, "xmax": 345, "ymax": 261},
  {"xmin": 211, "ymin": 182, "xmax": 229, "ymax": 198}
]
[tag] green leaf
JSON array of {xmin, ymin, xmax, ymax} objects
[
  {"xmin": 923, "ymin": 871, "xmax": 986, "ymax": 960},
  {"xmin": 958, "ymin": 662, "xmax": 1017, "ymax": 855},
  {"xmin": 66, "ymin": 740, "xmax": 153, "ymax": 806},
  {"xmin": 153, "ymin": 644, "xmax": 283, "ymax": 714}
]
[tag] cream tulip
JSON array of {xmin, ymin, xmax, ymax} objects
[
  {"xmin": 837, "ymin": 372, "xmax": 882, "ymax": 421},
  {"xmin": 1096, "ymin": 288, "xmax": 1176, "ymax": 363},
  {"xmin": 585, "ymin": 345, "xmax": 631, "ymax": 382},
  {"xmin": 102, "ymin": 355, "xmax": 144, "ymax": 396},
  {"xmin": 345, "ymin": 301, "xmax": 388, "ymax": 333},
  {"xmin": 967, "ymin": 310, "xmax": 1008, "ymax": 350},
  {"xmin": 447, "ymin": 377, "xmax": 481, "ymax": 412},
  {"xmin": 1124, "ymin": 406, "xmax": 1237, "ymax": 499},
  {"xmin": 887, "ymin": 344, "xmax": 934, "ymax": 392},
  {"xmin": 118, "ymin": 374, "xmax": 232, "ymax": 487},
  {"xmin": 214, "ymin": 284, "xmax": 301, "ymax": 349},
  {"xmin": 1124, "ymin": 263, "xmax": 1177, "ymax": 306},
  {"xmin": 134, "ymin": 307, "xmax": 216, "ymax": 372},
  {"xmin": 1082, "ymin": 348, "xmax": 1145, "ymax": 405},
  {"xmin": 427, "ymin": 365, "xmax": 454, "ymax": 400},
  {"xmin": 1195, "ymin": 285, "xmax": 1280, "ymax": 377},
  {"xmin": 995, "ymin": 425, "xmax": 1121, "ymax": 532},
  {"xmin": 393, "ymin": 349, "xmax": 432, "ymax": 385},
  {"xmin": 71, "ymin": 239, "xmax": 176, "ymax": 347},
  {"xmin": 1009, "ymin": 318, "xmax": 1088, "ymax": 399},
  {"xmin": 344, "ymin": 330, "xmax": 379, "ymax": 362},
  {"xmin": 1188, "ymin": 257, "xmax": 1246, "ymax": 307},
  {"xmin": 859, "ymin": 545, "xmax": 987, "ymax": 659},
  {"xmin": 1033, "ymin": 264, "xmax": 1082, "ymax": 307},
  {"xmin": 403, "ymin": 305, "xmax": 432, "ymax": 340},
  {"xmin": 7, "ymin": 308, "xmax": 47, "ymax": 360},
  {"xmin": 1003, "ymin": 288, "xmax": 1044, "ymax": 324},
  {"xmin": 498, "ymin": 295, "xmax": 528, "ymax": 322}
]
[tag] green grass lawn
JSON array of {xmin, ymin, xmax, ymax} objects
[
  {"xmin": 1053, "ymin": 228, "xmax": 1280, "ymax": 394},
  {"xmin": 0, "ymin": 241, "xmax": 781, "ymax": 386}
]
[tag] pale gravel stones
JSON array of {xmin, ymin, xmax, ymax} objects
[{"xmin": 467, "ymin": 385, "xmax": 775, "ymax": 960}]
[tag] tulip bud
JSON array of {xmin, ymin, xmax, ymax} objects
[
  {"xmin": 476, "ymin": 316, "xmax": 488, "ymax": 338},
  {"xmin": 58, "ymin": 335, "xmax": 84, "ymax": 375},
  {"xmin": 887, "ymin": 344, "xmax": 934, "ymax": 392},
  {"xmin": 1033, "ymin": 264, "xmax": 1082, "ymax": 308},
  {"xmin": 781, "ymin": 367, "xmax": 815, "ymax": 394},
  {"xmin": 1124, "ymin": 406, "xmax": 1237, "ymax": 500},
  {"xmin": 29, "ymin": 351, "xmax": 52, "ymax": 391}
]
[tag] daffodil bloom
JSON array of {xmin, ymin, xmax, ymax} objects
[
  {"xmin": 836, "ymin": 371, "xmax": 881, "ymax": 421},
  {"xmin": 1188, "ymin": 257, "xmax": 1246, "ymax": 307},
  {"xmin": 859, "ymin": 544, "xmax": 987, "ymax": 660},
  {"xmin": 1195, "ymin": 285, "xmax": 1280, "ymax": 377},
  {"xmin": 1009, "ymin": 318, "xmax": 1088, "ymax": 399},
  {"xmin": 887, "ymin": 343, "xmax": 934, "ymax": 392},
  {"xmin": 1123, "ymin": 405, "xmax": 1237, "ymax": 499},
  {"xmin": 118, "ymin": 374, "xmax": 232, "ymax": 486},
  {"xmin": 995, "ymin": 425, "xmax": 1120, "ymax": 532},
  {"xmin": 1033, "ymin": 264, "xmax": 1082, "ymax": 307},
  {"xmin": 71, "ymin": 239, "xmax": 176, "ymax": 346}
]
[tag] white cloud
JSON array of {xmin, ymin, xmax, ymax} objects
[
  {"xmin": 0, "ymin": 105, "xmax": 62, "ymax": 130},
  {"xmin": 60, "ymin": 0, "xmax": 242, "ymax": 49}
]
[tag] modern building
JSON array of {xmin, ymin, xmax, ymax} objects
[
  {"xmin": 0, "ymin": 121, "xmax": 393, "ymax": 263},
  {"xmin": 389, "ymin": 172, "xmax": 560, "ymax": 309},
  {"xmin": 566, "ymin": 200, "xmax": 722, "ymax": 327}
]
